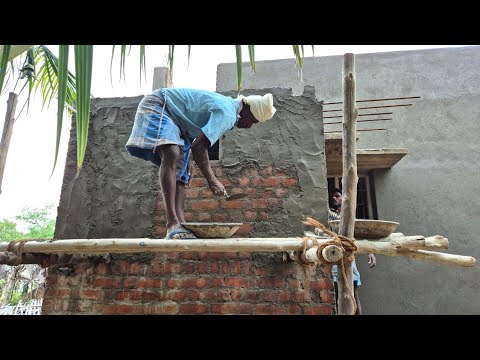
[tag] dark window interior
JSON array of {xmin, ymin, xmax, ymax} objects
[{"xmin": 327, "ymin": 177, "xmax": 372, "ymax": 219}]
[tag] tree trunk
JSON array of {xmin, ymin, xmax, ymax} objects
[
  {"xmin": 337, "ymin": 53, "xmax": 358, "ymax": 315},
  {"xmin": 0, "ymin": 92, "xmax": 18, "ymax": 195}
]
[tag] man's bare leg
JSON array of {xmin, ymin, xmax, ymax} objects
[
  {"xmin": 175, "ymin": 181, "xmax": 186, "ymax": 223},
  {"xmin": 157, "ymin": 144, "xmax": 181, "ymax": 233}
]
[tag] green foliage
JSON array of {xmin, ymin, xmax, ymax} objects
[{"xmin": 0, "ymin": 204, "xmax": 55, "ymax": 242}]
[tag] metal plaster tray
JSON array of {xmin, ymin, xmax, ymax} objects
[
  {"xmin": 328, "ymin": 219, "xmax": 399, "ymax": 239},
  {"xmin": 181, "ymin": 222, "xmax": 243, "ymax": 238}
]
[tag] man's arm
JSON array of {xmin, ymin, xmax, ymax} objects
[{"xmin": 191, "ymin": 133, "xmax": 225, "ymax": 195}]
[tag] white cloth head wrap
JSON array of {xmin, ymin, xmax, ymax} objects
[{"xmin": 240, "ymin": 93, "xmax": 276, "ymax": 122}]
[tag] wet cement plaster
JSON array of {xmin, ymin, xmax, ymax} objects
[
  {"xmin": 55, "ymin": 96, "xmax": 159, "ymax": 239},
  {"xmin": 220, "ymin": 86, "xmax": 328, "ymax": 236}
]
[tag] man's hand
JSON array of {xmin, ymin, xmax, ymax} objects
[
  {"xmin": 368, "ymin": 253, "xmax": 376, "ymax": 268},
  {"xmin": 208, "ymin": 178, "xmax": 226, "ymax": 196}
]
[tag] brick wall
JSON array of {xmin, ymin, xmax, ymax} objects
[
  {"xmin": 155, "ymin": 161, "xmax": 300, "ymax": 238},
  {"xmin": 43, "ymin": 253, "xmax": 334, "ymax": 315}
]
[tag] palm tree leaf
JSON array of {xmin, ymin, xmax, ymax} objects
[
  {"xmin": 110, "ymin": 45, "xmax": 115, "ymax": 86},
  {"xmin": 0, "ymin": 45, "xmax": 33, "ymax": 62},
  {"xmin": 248, "ymin": 45, "xmax": 255, "ymax": 75},
  {"xmin": 51, "ymin": 45, "xmax": 69, "ymax": 177},
  {"xmin": 140, "ymin": 45, "xmax": 146, "ymax": 85},
  {"xmin": 311, "ymin": 45, "xmax": 315, "ymax": 58},
  {"xmin": 0, "ymin": 45, "xmax": 11, "ymax": 94},
  {"xmin": 187, "ymin": 45, "xmax": 191, "ymax": 70},
  {"xmin": 235, "ymin": 45, "xmax": 242, "ymax": 93},
  {"xmin": 74, "ymin": 45, "xmax": 93, "ymax": 175},
  {"xmin": 120, "ymin": 45, "xmax": 127, "ymax": 81},
  {"xmin": 168, "ymin": 45, "xmax": 175, "ymax": 81}
]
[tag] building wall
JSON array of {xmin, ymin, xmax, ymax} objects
[
  {"xmin": 216, "ymin": 45, "xmax": 480, "ymax": 314},
  {"xmin": 46, "ymin": 87, "xmax": 333, "ymax": 314}
]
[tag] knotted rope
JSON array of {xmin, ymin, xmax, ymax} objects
[
  {"xmin": 301, "ymin": 217, "xmax": 358, "ymax": 314},
  {"xmin": 6, "ymin": 240, "xmax": 26, "ymax": 266}
]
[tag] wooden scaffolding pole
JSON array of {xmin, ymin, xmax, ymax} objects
[{"xmin": 337, "ymin": 53, "xmax": 358, "ymax": 315}]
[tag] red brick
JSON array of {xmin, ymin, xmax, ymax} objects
[
  {"xmin": 210, "ymin": 262, "xmax": 220, "ymax": 273},
  {"xmin": 164, "ymin": 302, "xmax": 179, "ymax": 314},
  {"xmin": 130, "ymin": 291, "xmax": 143, "ymax": 301},
  {"xmin": 181, "ymin": 278, "xmax": 207, "ymax": 288},
  {"xmin": 201, "ymin": 290, "xmax": 218, "ymax": 301},
  {"xmin": 184, "ymin": 290, "xmax": 201, "ymax": 301},
  {"xmin": 259, "ymin": 211, "xmax": 269, "ymax": 220},
  {"xmin": 191, "ymin": 200, "xmax": 218, "ymax": 210},
  {"xmin": 212, "ymin": 214, "xmax": 227, "ymax": 222},
  {"xmin": 246, "ymin": 168, "xmax": 258, "ymax": 177},
  {"xmin": 101, "ymin": 304, "xmax": 118, "ymax": 315},
  {"xmin": 274, "ymin": 169, "xmax": 287, "ymax": 177},
  {"xmin": 283, "ymin": 178, "xmax": 298, "ymax": 187},
  {"xmin": 288, "ymin": 305, "xmax": 303, "ymax": 314},
  {"xmin": 244, "ymin": 211, "xmax": 257, "ymax": 221},
  {"xmin": 94, "ymin": 278, "xmax": 121, "ymax": 289},
  {"xmin": 293, "ymin": 291, "xmax": 311, "ymax": 302},
  {"xmin": 232, "ymin": 261, "xmax": 242, "ymax": 274},
  {"xmin": 238, "ymin": 177, "xmax": 250, "ymax": 186},
  {"xmin": 278, "ymin": 291, "xmax": 292, "ymax": 302},
  {"xmin": 259, "ymin": 190, "xmax": 274, "ymax": 198},
  {"xmin": 168, "ymin": 290, "xmax": 186, "ymax": 301},
  {"xmin": 80, "ymin": 289, "xmax": 103, "ymax": 298},
  {"xmin": 210, "ymin": 278, "xmax": 224, "ymax": 289},
  {"xmin": 184, "ymin": 212, "xmax": 194, "ymax": 221},
  {"xmin": 151, "ymin": 262, "xmax": 163, "ymax": 275},
  {"xmin": 197, "ymin": 263, "xmax": 208, "ymax": 274},
  {"xmin": 224, "ymin": 200, "xmax": 245, "ymax": 209},
  {"xmin": 115, "ymin": 291, "xmax": 129, "ymax": 301},
  {"xmin": 221, "ymin": 262, "xmax": 231, "ymax": 274},
  {"xmin": 218, "ymin": 289, "xmax": 232, "ymax": 301},
  {"xmin": 179, "ymin": 303, "xmax": 208, "ymax": 315},
  {"xmin": 186, "ymin": 188, "xmax": 199, "ymax": 197},
  {"xmin": 182, "ymin": 262, "xmax": 195, "ymax": 274},
  {"xmin": 267, "ymin": 198, "xmax": 281, "ymax": 207},
  {"xmin": 273, "ymin": 278, "xmax": 286, "ymax": 288},
  {"xmin": 320, "ymin": 290, "xmax": 335, "ymax": 304},
  {"xmin": 264, "ymin": 177, "xmax": 281, "ymax": 187},
  {"xmin": 96, "ymin": 263, "xmax": 108, "ymax": 275},
  {"xmin": 310, "ymin": 278, "xmax": 334, "ymax": 291},
  {"xmin": 235, "ymin": 223, "xmax": 253, "ymax": 235},
  {"xmin": 123, "ymin": 277, "xmax": 138, "ymax": 289},
  {"xmin": 259, "ymin": 291, "xmax": 278, "ymax": 302},
  {"xmin": 210, "ymin": 303, "xmax": 254, "ymax": 315},
  {"xmin": 224, "ymin": 277, "xmax": 248, "ymax": 288},
  {"xmin": 253, "ymin": 178, "xmax": 263, "ymax": 187},
  {"xmin": 275, "ymin": 188, "xmax": 288, "ymax": 197},
  {"xmin": 257, "ymin": 278, "xmax": 275, "ymax": 288},
  {"xmin": 216, "ymin": 178, "xmax": 232, "ymax": 187},
  {"xmin": 303, "ymin": 306, "xmax": 334, "ymax": 315},
  {"xmin": 245, "ymin": 261, "xmax": 254, "ymax": 275},
  {"xmin": 246, "ymin": 188, "xmax": 257, "ymax": 197},
  {"xmin": 199, "ymin": 188, "xmax": 215, "ymax": 198},
  {"xmin": 137, "ymin": 279, "xmax": 156, "ymax": 288},
  {"xmin": 142, "ymin": 292, "xmax": 157, "ymax": 301},
  {"xmin": 199, "ymin": 212, "xmax": 211, "ymax": 221},
  {"xmin": 255, "ymin": 305, "xmax": 274, "ymax": 315},
  {"xmin": 287, "ymin": 279, "xmax": 302, "ymax": 289},
  {"xmin": 190, "ymin": 178, "xmax": 207, "ymax": 187},
  {"xmin": 53, "ymin": 288, "xmax": 71, "ymax": 298},
  {"xmin": 230, "ymin": 289, "xmax": 246, "ymax": 301},
  {"xmin": 252, "ymin": 199, "xmax": 267, "ymax": 209},
  {"xmin": 167, "ymin": 279, "xmax": 180, "ymax": 288}
]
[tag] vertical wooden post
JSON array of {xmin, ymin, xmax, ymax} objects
[
  {"xmin": 0, "ymin": 92, "xmax": 18, "ymax": 195},
  {"xmin": 337, "ymin": 53, "xmax": 358, "ymax": 315}
]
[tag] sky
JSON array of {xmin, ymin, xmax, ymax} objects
[{"xmin": 0, "ymin": 45, "xmax": 466, "ymax": 221}]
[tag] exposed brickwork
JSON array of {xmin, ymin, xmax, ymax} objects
[
  {"xmin": 155, "ymin": 161, "xmax": 301, "ymax": 238},
  {"xmin": 43, "ymin": 253, "xmax": 335, "ymax": 315}
]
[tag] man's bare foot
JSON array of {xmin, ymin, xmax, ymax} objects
[{"xmin": 166, "ymin": 223, "xmax": 197, "ymax": 240}]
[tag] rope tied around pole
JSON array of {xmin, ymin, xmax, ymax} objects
[
  {"xmin": 6, "ymin": 240, "xmax": 26, "ymax": 266},
  {"xmin": 302, "ymin": 217, "xmax": 358, "ymax": 314}
]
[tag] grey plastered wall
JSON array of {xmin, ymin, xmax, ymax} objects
[
  {"xmin": 220, "ymin": 86, "xmax": 328, "ymax": 235},
  {"xmin": 217, "ymin": 46, "xmax": 480, "ymax": 314},
  {"xmin": 55, "ymin": 96, "xmax": 158, "ymax": 239}
]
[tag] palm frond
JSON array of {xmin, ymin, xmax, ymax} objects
[
  {"xmin": 235, "ymin": 45, "xmax": 242, "ymax": 93},
  {"xmin": 110, "ymin": 45, "xmax": 115, "ymax": 86},
  {"xmin": 74, "ymin": 45, "xmax": 93, "ymax": 175},
  {"xmin": 248, "ymin": 45, "xmax": 255, "ymax": 75},
  {"xmin": 0, "ymin": 45, "xmax": 34, "ymax": 63},
  {"xmin": 139, "ymin": 45, "xmax": 146, "ymax": 86},
  {"xmin": 168, "ymin": 45, "xmax": 175, "ymax": 81},
  {"xmin": 0, "ymin": 45, "xmax": 11, "ymax": 94},
  {"xmin": 187, "ymin": 45, "xmax": 191, "ymax": 70},
  {"xmin": 51, "ymin": 45, "xmax": 69, "ymax": 177},
  {"xmin": 120, "ymin": 45, "xmax": 127, "ymax": 81}
]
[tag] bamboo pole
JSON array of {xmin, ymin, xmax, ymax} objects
[
  {"xmin": 0, "ymin": 92, "xmax": 18, "ymax": 195},
  {"xmin": 0, "ymin": 235, "xmax": 473, "ymax": 267},
  {"xmin": 338, "ymin": 52, "xmax": 357, "ymax": 315}
]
